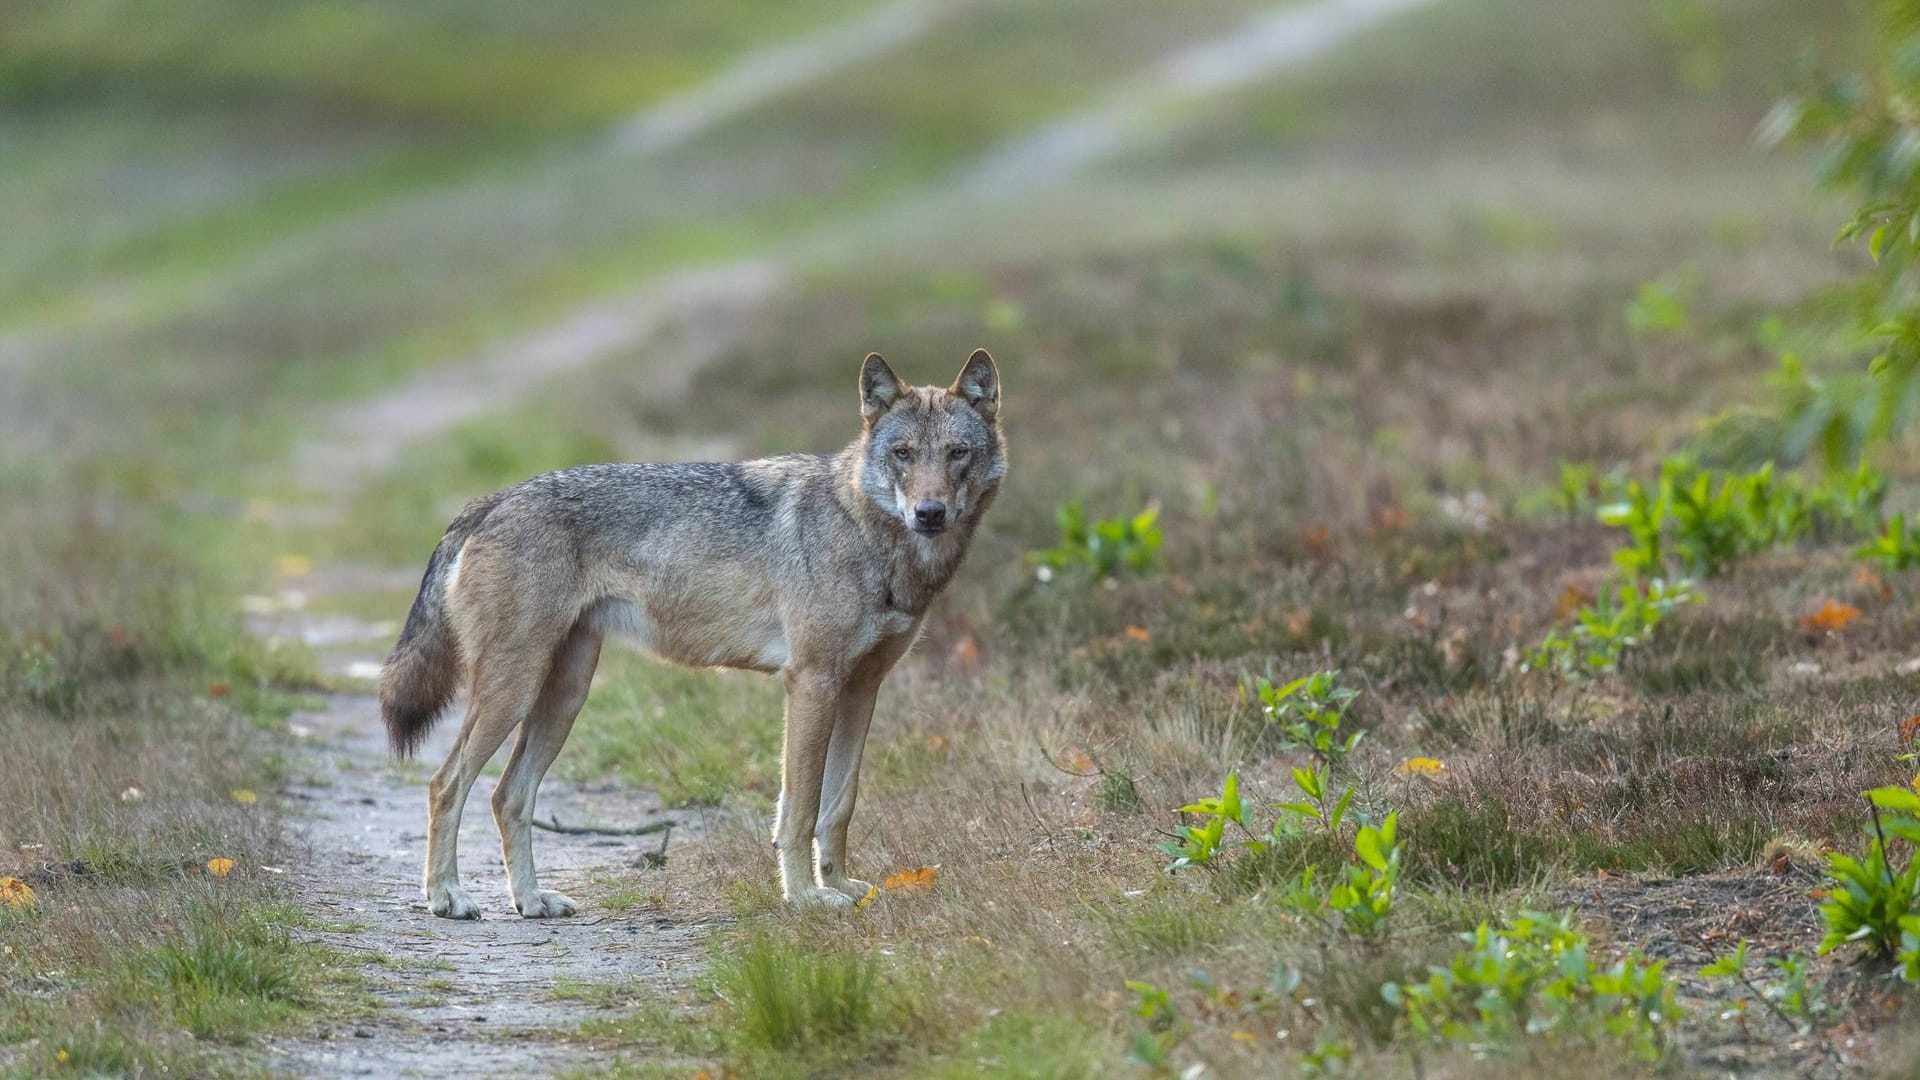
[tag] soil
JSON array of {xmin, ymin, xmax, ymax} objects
[{"xmin": 266, "ymin": 693, "xmax": 708, "ymax": 1078}]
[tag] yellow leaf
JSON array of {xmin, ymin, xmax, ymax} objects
[
  {"xmin": 273, "ymin": 554, "xmax": 314, "ymax": 578},
  {"xmin": 1396, "ymin": 757, "xmax": 1446, "ymax": 777},
  {"xmin": 230, "ymin": 788, "xmax": 258, "ymax": 805},
  {"xmin": 206, "ymin": 858, "xmax": 235, "ymax": 878},
  {"xmin": 881, "ymin": 866, "xmax": 939, "ymax": 893},
  {"xmin": 1123, "ymin": 624, "xmax": 1151, "ymax": 643},
  {"xmin": 1230, "ymin": 1030, "xmax": 1257, "ymax": 1043},
  {"xmin": 0, "ymin": 877, "xmax": 34, "ymax": 910},
  {"xmin": 56, "ymin": 1050, "xmax": 69, "ymax": 1063},
  {"xmin": 855, "ymin": 884, "xmax": 880, "ymax": 911}
]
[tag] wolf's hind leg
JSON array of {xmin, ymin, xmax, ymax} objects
[
  {"xmin": 493, "ymin": 620, "xmax": 602, "ymax": 918},
  {"xmin": 815, "ymin": 680, "xmax": 880, "ymax": 902},
  {"xmin": 423, "ymin": 656, "xmax": 544, "ymax": 919}
]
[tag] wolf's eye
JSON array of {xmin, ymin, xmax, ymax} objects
[
  {"xmin": 949, "ymin": 446, "xmax": 971, "ymax": 462},
  {"xmin": 891, "ymin": 445, "xmax": 911, "ymax": 462}
]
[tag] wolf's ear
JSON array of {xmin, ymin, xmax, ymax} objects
[
  {"xmin": 860, "ymin": 353, "xmax": 906, "ymax": 421},
  {"xmin": 950, "ymin": 348, "xmax": 999, "ymax": 422}
]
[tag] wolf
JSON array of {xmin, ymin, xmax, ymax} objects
[{"xmin": 377, "ymin": 350, "xmax": 1004, "ymax": 917}]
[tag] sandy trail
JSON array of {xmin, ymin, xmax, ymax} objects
[{"xmin": 270, "ymin": 694, "xmax": 706, "ymax": 1078}]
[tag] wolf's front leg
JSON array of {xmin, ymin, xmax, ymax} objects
[
  {"xmin": 774, "ymin": 671, "xmax": 853, "ymax": 909},
  {"xmin": 814, "ymin": 681, "xmax": 880, "ymax": 902}
]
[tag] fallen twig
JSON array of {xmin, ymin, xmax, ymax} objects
[{"xmin": 531, "ymin": 815, "xmax": 675, "ymax": 837}]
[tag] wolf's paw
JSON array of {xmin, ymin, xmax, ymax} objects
[
  {"xmin": 787, "ymin": 885, "xmax": 857, "ymax": 912},
  {"xmin": 823, "ymin": 876, "xmax": 875, "ymax": 903},
  {"xmin": 515, "ymin": 890, "xmax": 579, "ymax": 919},
  {"xmin": 427, "ymin": 883, "xmax": 482, "ymax": 920}
]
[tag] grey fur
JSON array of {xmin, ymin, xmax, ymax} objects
[{"xmin": 378, "ymin": 350, "xmax": 1005, "ymax": 917}]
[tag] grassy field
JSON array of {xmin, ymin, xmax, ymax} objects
[{"xmin": 7, "ymin": 0, "xmax": 1920, "ymax": 1076}]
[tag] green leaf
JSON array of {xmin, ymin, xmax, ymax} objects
[{"xmin": 1867, "ymin": 786, "xmax": 1920, "ymax": 814}]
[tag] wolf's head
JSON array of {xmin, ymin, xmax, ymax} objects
[{"xmin": 855, "ymin": 349, "xmax": 1006, "ymax": 537}]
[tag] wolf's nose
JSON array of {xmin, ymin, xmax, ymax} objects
[{"xmin": 914, "ymin": 500, "xmax": 947, "ymax": 528}]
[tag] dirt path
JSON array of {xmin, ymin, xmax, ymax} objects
[
  {"xmin": 291, "ymin": 259, "xmax": 779, "ymax": 491},
  {"xmin": 268, "ymin": 693, "xmax": 706, "ymax": 1078}
]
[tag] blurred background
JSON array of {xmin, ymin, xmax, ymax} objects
[{"xmin": 0, "ymin": 0, "xmax": 1860, "ymax": 671}]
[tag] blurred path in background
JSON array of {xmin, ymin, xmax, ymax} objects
[
  {"xmin": 292, "ymin": 0, "xmax": 1438, "ymax": 492},
  {"xmin": 961, "ymin": 0, "xmax": 1436, "ymax": 192},
  {"xmin": 605, "ymin": 0, "xmax": 953, "ymax": 155}
]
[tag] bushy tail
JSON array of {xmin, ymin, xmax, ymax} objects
[{"xmin": 379, "ymin": 496, "xmax": 497, "ymax": 756}]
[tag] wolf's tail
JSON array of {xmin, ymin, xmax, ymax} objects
[{"xmin": 379, "ymin": 496, "xmax": 499, "ymax": 756}]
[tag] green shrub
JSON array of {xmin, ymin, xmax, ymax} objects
[
  {"xmin": 1248, "ymin": 668, "xmax": 1364, "ymax": 762},
  {"xmin": 1857, "ymin": 514, "xmax": 1920, "ymax": 571},
  {"xmin": 1524, "ymin": 577, "xmax": 1698, "ymax": 677},
  {"xmin": 1029, "ymin": 501, "xmax": 1163, "ymax": 578},
  {"xmin": 1382, "ymin": 909, "xmax": 1679, "ymax": 1062},
  {"xmin": 1818, "ymin": 787, "xmax": 1920, "ymax": 966},
  {"xmin": 1765, "ymin": 10, "xmax": 1920, "ymax": 462},
  {"xmin": 1699, "ymin": 941, "xmax": 1838, "ymax": 1030}
]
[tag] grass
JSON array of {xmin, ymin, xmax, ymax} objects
[
  {"xmin": 0, "ymin": 255, "xmax": 365, "ymax": 1075},
  {"xmin": 715, "ymin": 930, "xmax": 895, "ymax": 1059},
  {"xmin": 567, "ymin": 652, "xmax": 785, "ymax": 806}
]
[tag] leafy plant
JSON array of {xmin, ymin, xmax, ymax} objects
[
  {"xmin": 1524, "ymin": 577, "xmax": 1698, "ymax": 677},
  {"xmin": 1624, "ymin": 276, "xmax": 1691, "ymax": 335},
  {"xmin": 1160, "ymin": 772, "xmax": 1250, "ymax": 871},
  {"xmin": 1327, "ymin": 813, "xmax": 1401, "ymax": 940},
  {"xmin": 1598, "ymin": 480, "xmax": 1667, "ymax": 577},
  {"xmin": 1818, "ymin": 787, "xmax": 1920, "ymax": 965},
  {"xmin": 1272, "ymin": 764, "xmax": 1356, "ymax": 836},
  {"xmin": 1274, "ymin": 813, "xmax": 1401, "ymax": 942},
  {"xmin": 1762, "ymin": 7, "xmax": 1920, "ymax": 463},
  {"xmin": 1124, "ymin": 978, "xmax": 1188, "ymax": 1069},
  {"xmin": 1554, "ymin": 462, "xmax": 1597, "ymax": 524},
  {"xmin": 1857, "ymin": 514, "xmax": 1920, "ymax": 571},
  {"xmin": 1699, "ymin": 940, "xmax": 1838, "ymax": 1031},
  {"xmin": 1029, "ymin": 500, "xmax": 1163, "ymax": 578},
  {"xmin": 1663, "ymin": 459, "xmax": 1749, "ymax": 576},
  {"xmin": 1383, "ymin": 909, "xmax": 1680, "ymax": 1062},
  {"xmin": 1250, "ymin": 669, "xmax": 1364, "ymax": 761}
]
